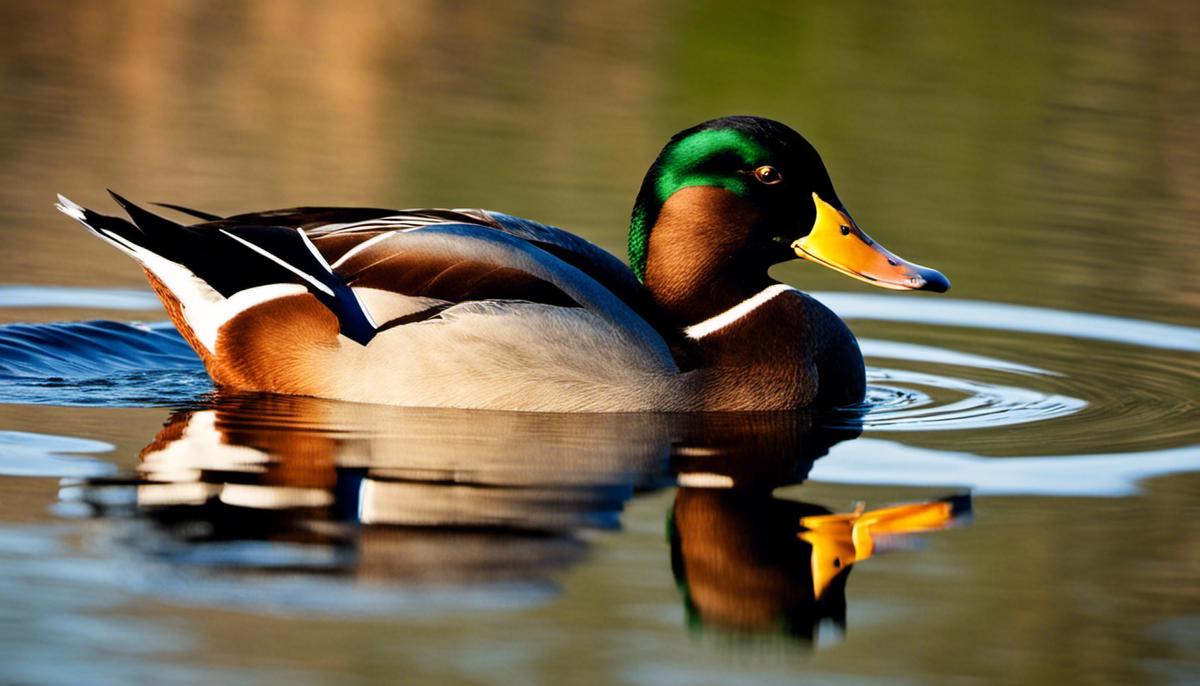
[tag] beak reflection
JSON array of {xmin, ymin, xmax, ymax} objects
[{"xmin": 670, "ymin": 484, "xmax": 971, "ymax": 643}]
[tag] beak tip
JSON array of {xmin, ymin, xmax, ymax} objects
[{"xmin": 919, "ymin": 269, "xmax": 951, "ymax": 293}]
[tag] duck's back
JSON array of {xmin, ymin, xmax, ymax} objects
[{"xmin": 59, "ymin": 196, "xmax": 692, "ymax": 411}]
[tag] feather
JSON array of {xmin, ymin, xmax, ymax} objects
[
  {"xmin": 63, "ymin": 195, "xmax": 681, "ymax": 384},
  {"xmin": 216, "ymin": 226, "xmax": 377, "ymax": 345},
  {"xmin": 107, "ymin": 189, "xmax": 182, "ymax": 238}
]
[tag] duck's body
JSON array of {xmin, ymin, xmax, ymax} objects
[{"xmin": 58, "ymin": 116, "xmax": 946, "ymax": 412}]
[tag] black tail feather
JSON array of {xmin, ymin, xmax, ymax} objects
[
  {"xmin": 55, "ymin": 194, "xmax": 147, "ymax": 249},
  {"xmin": 107, "ymin": 190, "xmax": 183, "ymax": 239},
  {"xmin": 59, "ymin": 193, "xmax": 377, "ymax": 345}
]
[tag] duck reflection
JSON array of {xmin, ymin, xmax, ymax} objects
[
  {"xmin": 666, "ymin": 412, "xmax": 969, "ymax": 643},
  {"xmin": 66, "ymin": 393, "xmax": 968, "ymax": 636},
  {"xmin": 104, "ymin": 393, "xmax": 681, "ymax": 584},
  {"xmin": 670, "ymin": 485, "xmax": 970, "ymax": 643}
]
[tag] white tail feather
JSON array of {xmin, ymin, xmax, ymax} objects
[
  {"xmin": 54, "ymin": 194, "xmax": 86, "ymax": 222},
  {"xmin": 56, "ymin": 195, "xmax": 308, "ymax": 354}
]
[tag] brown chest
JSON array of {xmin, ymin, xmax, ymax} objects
[{"xmin": 684, "ymin": 289, "xmax": 864, "ymax": 410}]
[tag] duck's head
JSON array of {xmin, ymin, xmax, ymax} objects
[{"xmin": 630, "ymin": 116, "xmax": 949, "ymax": 300}]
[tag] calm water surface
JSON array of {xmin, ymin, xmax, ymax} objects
[{"xmin": 1, "ymin": 2, "xmax": 1198, "ymax": 684}]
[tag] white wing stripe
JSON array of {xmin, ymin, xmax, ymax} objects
[
  {"xmin": 330, "ymin": 230, "xmax": 402, "ymax": 269},
  {"xmin": 298, "ymin": 230, "xmax": 334, "ymax": 274},
  {"xmin": 310, "ymin": 215, "xmax": 446, "ymax": 234},
  {"xmin": 350, "ymin": 288, "xmax": 379, "ymax": 329},
  {"xmin": 219, "ymin": 230, "xmax": 336, "ymax": 297}
]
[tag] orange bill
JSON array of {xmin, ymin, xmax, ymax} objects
[
  {"xmin": 797, "ymin": 515, "xmax": 858, "ymax": 600},
  {"xmin": 792, "ymin": 193, "xmax": 950, "ymax": 292},
  {"xmin": 798, "ymin": 496, "xmax": 968, "ymax": 599}
]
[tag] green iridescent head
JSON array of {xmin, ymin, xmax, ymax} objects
[
  {"xmin": 627, "ymin": 115, "xmax": 949, "ymax": 293},
  {"xmin": 627, "ymin": 116, "xmax": 842, "ymax": 281}
]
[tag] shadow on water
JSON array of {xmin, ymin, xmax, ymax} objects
[{"xmin": 61, "ymin": 392, "xmax": 967, "ymax": 644}]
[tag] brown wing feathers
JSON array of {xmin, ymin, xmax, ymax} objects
[
  {"xmin": 62, "ymin": 195, "xmax": 654, "ymax": 350},
  {"xmin": 337, "ymin": 248, "xmax": 581, "ymax": 309}
]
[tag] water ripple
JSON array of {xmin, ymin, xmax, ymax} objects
[
  {"xmin": 0, "ymin": 288, "xmax": 1195, "ymax": 457},
  {"xmin": 831, "ymin": 294, "xmax": 1200, "ymax": 448},
  {"xmin": 0, "ymin": 285, "xmax": 163, "ymax": 311},
  {"xmin": 0, "ymin": 319, "xmax": 208, "ymax": 407},
  {"xmin": 864, "ymin": 368, "xmax": 1086, "ymax": 432},
  {"xmin": 817, "ymin": 292, "xmax": 1200, "ymax": 353},
  {"xmin": 0, "ymin": 431, "xmax": 114, "ymax": 478}
]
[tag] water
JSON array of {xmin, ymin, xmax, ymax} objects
[{"xmin": 1, "ymin": 2, "xmax": 1199, "ymax": 684}]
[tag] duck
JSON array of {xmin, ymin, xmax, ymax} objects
[{"xmin": 56, "ymin": 116, "xmax": 948, "ymax": 412}]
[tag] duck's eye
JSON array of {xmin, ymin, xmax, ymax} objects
[{"xmin": 753, "ymin": 165, "xmax": 783, "ymax": 185}]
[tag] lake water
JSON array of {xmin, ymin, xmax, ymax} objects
[{"xmin": 1, "ymin": 2, "xmax": 1198, "ymax": 684}]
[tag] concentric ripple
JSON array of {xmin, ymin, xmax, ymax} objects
[
  {"xmin": 820, "ymin": 293, "xmax": 1200, "ymax": 455},
  {"xmin": 863, "ymin": 365, "xmax": 1086, "ymax": 432},
  {"xmin": 853, "ymin": 337, "xmax": 1088, "ymax": 433}
]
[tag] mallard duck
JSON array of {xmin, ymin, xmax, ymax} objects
[{"xmin": 57, "ymin": 116, "xmax": 948, "ymax": 412}]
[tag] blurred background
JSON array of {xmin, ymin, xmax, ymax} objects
[
  {"xmin": 0, "ymin": 0, "xmax": 1197, "ymax": 324},
  {"xmin": 1, "ymin": 2, "xmax": 1199, "ymax": 684}
]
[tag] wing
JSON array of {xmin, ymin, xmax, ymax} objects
[
  {"xmin": 153, "ymin": 203, "xmax": 665, "ymax": 327},
  {"xmin": 58, "ymin": 194, "xmax": 678, "ymax": 370},
  {"xmin": 325, "ymin": 222, "xmax": 674, "ymax": 364}
]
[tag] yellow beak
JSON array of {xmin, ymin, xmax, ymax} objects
[
  {"xmin": 792, "ymin": 193, "xmax": 950, "ymax": 292},
  {"xmin": 799, "ymin": 497, "xmax": 966, "ymax": 599}
]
